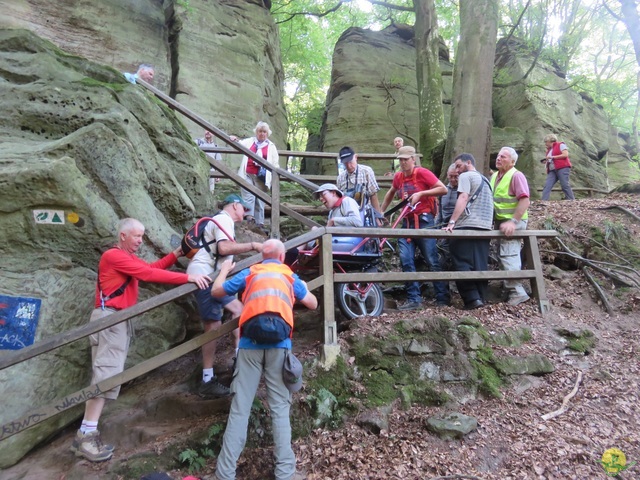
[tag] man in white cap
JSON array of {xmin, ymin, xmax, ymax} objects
[{"xmin": 313, "ymin": 183, "xmax": 363, "ymax": 227}]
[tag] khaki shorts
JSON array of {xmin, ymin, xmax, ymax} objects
[{"xmin": 88, "ymin": 308, "xmax": 131, "ymax": 400}]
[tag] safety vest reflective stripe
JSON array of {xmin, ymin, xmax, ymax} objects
[
  {"xmin": 244, "ymin": 287, "xmax": 293, "ymax": 308},
  {"xmin": 239, "ymin": 263, "xmax": 296, "ymax": 331},
  {"xmin": 490, "ymin": 168, "xmax": 529, "ymax": 221}
]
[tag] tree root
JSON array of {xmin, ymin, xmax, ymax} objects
[
  {"xmin": 553, "ymin": 237, "xmax": 639, "ymax": 287},
  {"xmin": 597, "ymin": 205, "xmax": 640, "ymax": 223},
  {"xmin": 542, "ymin": 371, "xmax": 584, "ymax": 421},
  {"xmin": 582, "ymin": 266, "xmax": 614, "ymax": 315}
]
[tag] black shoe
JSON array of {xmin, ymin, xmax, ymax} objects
[
  {"xmin": 436, "ymin": 301, "xmax": 450, "ymax": 307},
  {"xmin": 398, "ymin": 301, "xmax": 422, "ymax": 311},
  {"xmin": 462, "ymin": 299, "xmax": 484, "ymax": 310},
  {"xmin": 198, "ymin": 378, "xmax": 231, "ymax": 398}
]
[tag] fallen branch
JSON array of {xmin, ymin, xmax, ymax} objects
[
  {"xmin": 597, "ymin": 205, "xmax": 640, "ymax": 223},
  {"xmin": 429, "ymin": 476, "xmax": 482, "ymax": 480},
  {"xmin": 581, "ymin": 266, "xmax": 614, "ymax": 314},
  {"xmin": 553, "ymin": 237, "xmax": 637, "ymax": 287},
  {"xmin": 541, "ymin": 371, "xmax": 584, "ymax": 421}
]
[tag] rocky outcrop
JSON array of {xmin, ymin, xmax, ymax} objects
[
  {"xmin": 316, "ymin": 25, "xmax": 453, "ymax": 175},
  {"xmin": 0, "ymin": 0, "xmax": 288, "ymax": 152},
  {"xmin": 317, "ymin": 28, "xmax": 638, "ymax": 191},
  {"xmin": 0, "ymin": 28, "xmax": 218, "ymax": 467}
]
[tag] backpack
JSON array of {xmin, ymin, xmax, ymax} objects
[{"xmin": 181, "ymin": 216, "xmax": 234, "ymax": 259}]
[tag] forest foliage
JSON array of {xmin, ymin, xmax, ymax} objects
[{"xmin": 271, "ymin": 0, "xmax": 639, "ymax": 153}]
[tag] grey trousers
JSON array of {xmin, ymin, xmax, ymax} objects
[
  {"xmin": 241, "ymin": 173, "xmax": 268, "ymax": 225},
  {"xmin": 496, "ymin": 219, "xmax": 529, "ymax": 298},
  {"xmin": 215, "ymin": 348, "xmax": 295, "ymax": 480},
  {"xmin": 541, "ymin": 168, "xmax": 574, "ymax": 200}
]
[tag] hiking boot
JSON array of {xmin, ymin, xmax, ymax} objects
[
  {"xmin": 507, "ymin": 294, "xmax": 530, "ymax": 306},
  {"xmin": 290, "ymin": 471, "xmax": 307, "ymax": 480},
  {"xmin": 398, "ymin": 301, "xmax": 422, "ymax": 311},
  {"xmin": 198, "ymin": 377, "xmax": 232, "ymax": 398},
  {"xmin": 462, "ymin": 299, "xmax": 484, "ymax": 310},
  {"xmin": 70, "ymin": 433, "xmax": 114, "ymax": 454},
  {"xmin": 72, "ymin": 430, "xmax": 113, "ymax": 462}
]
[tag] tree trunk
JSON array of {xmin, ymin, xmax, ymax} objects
[
  {"xmin": 414, "ymin": 0, "xmax": 446, "ymax": 176},
  {"xmin": 618, "ymin": 0, "xmax": 640, "ymax": 158},
  {"xmin": 443, "ymin": 0, "xmax": 499, "ymax": 174}
]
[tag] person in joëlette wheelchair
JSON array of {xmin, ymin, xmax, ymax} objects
[{"xmin": 285, "ymin": 184, "xmax": 384, "ymax": 320}]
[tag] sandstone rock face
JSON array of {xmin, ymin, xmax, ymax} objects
[
  {"xmin": 492, "ymin": 38, "xmax": 638, "ymax": 192},
  {"xmin": 317, "ymin": 25, "xmax": 453, "ymax": 175},
  {"xmin": 319, "ymin": 29, "xmax": 637, "ymax": 191},
  {"xmin": 0, "ymin": 29, "xmax": 218, "ymax": 467},
  {"xmin": 0, "ymin": 0, "xmax": 288, "ymax": 156}
]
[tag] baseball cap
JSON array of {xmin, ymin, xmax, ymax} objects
[
  {"xmin": 221, "ymin": 193, "xmax": 250, "ymax": 210},
  {"xmin": 339, "ymin": 146, "xmax": 356, "ymax": 163},
  {"xmin": 283, "ymin": 350, "xmax": 303, "ymax": 393},
  {"xmin": 313, "ymin": 183, "xmax": 343, "ymax": 199},
  {"xmin": 396, "ymin": 146, "xmax": 416, "ymax": 159}
]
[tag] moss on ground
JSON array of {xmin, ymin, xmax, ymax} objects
[
  {"xmin": 567, "ymin": 330, "xmax": 597, "ymax": 354},
  {"xmin": 470, "ymin": 346, "xmax": 504, "ymax": 398}
]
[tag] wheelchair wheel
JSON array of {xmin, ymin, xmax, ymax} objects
[{"xmin": 336, "ymin": 283, "xmax": 384, "ymax": 319}]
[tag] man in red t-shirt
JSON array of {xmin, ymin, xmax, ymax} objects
[
  {"xmin": 71, "ymin": 218, "xmax": 210, "ymax": 463},
  {"xmin": 381, "ymin": 146, "xmax": 448, "ymax": 310}
]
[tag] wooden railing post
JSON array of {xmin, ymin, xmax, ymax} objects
[
  {"xmin": 522, "ymin": 234, "xmax": 550, "ymax": 315},
  {"xmin": 319, "ymin": 233, "xmax": 340, "ymax": 369},
  {"xmin": 270, "ymin": 169, "xmax": 281, "ymax": 238}
]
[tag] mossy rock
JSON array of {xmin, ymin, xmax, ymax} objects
[
  {"xmin": 494, "ymin": 354, "xmax": 555, "ymax": 376},
  {"xmin": 457, "ymin": 324, "xmax": 487, "ymax": 350},
  {"xmin": 555, "ymin": 327, "xmax": 597, "ymax": 354},
  {"xmin": 425, "ymin": 412, "xmax": 478, "ymax": 440},
  {"xmin": 490, "ymin": 326, "xmax": 533, "ymax": 347}
]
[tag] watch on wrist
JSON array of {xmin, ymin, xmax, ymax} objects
[{"xmin": 448, "ymin": 220, "xmax": 456, "ymax": 224}]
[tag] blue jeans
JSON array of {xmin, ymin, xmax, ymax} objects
[{"xmin": 398, "ymin": 213, "xmax": 448, "ymax": 304}]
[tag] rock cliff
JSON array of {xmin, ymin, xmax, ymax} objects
[
  {"xmin": 0, "ymin": 0, "xmax": 288, "ymax": 151},
  {"xmin": 0, "ymin": 28, "xmax": 217, "ymax": 468},
  {"xmin": 317, "ymin": 27, "xmax": 638, "ymax": 192}
]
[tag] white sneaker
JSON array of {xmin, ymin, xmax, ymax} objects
[{"xmin": 507, "ymin": 294, "xmax": 530, "ymax": 306}]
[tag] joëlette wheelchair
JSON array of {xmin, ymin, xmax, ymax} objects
[{"xmin": 286, "ymin": 199, "xmax": 420, "ymax": 320}]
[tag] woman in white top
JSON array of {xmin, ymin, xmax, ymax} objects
[{"xmin": 232, "ymin": 121, "xmax": 279, "ymax": 228}]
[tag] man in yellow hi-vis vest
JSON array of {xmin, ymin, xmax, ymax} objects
[{"xmin": 490, "ymin": 147, "xmax": 531, "ymax": 306}]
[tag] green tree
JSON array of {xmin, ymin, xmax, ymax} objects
[
  {"xmin": 415, "ymin": 0, "xmax": 446, "ymax": 174},
  {"xmin": 445, "ymin": 0, "xmax": 499, "ymax": 172}
]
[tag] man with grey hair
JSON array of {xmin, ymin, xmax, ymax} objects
[
  {"xmin": 197, "ymin": 130, "xmax": 223, "ymax": 193},
  {"xmin": 444, "ymin": 154, "xmax": 494, "ymax": 309},
  {"xmin": 211, "ymin": 239, "xmax": 317, "ymax": 480},
  {"xmin": 71, "ymin": 218, "xmax": 210, "ymax": 462},
  {"xmin": 490, "ymin": 147, "xmax": 531, "ymax": 306},
  {"xmin": 123, "ymin": 64, "xmax": 154, "ymax": 84}
]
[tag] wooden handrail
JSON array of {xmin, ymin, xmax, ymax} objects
[
  {"xmin": 0, "ymin": 230, "xmax": 324, "ymax": 371},
  {"xmin": 0, "ymin": 226, "xmax": 556, "ymax": 439}
]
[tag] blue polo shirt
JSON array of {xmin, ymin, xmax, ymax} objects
[{"xmin": 222, "ymin": 259, "xmax": 309, "ymax": 349}]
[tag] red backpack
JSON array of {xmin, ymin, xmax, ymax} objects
[{"xmin": 181, "ymin": 216, "xmax": 235, "ymax": 259}]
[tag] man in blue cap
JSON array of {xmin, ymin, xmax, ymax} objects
[{"xmin": 187, "ymin": 194, "xmax": 264, "ymax": 397}]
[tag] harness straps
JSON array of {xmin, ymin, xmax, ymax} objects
[{"xmin": 98, "ymin": 248, "xmax": 132, "ymax": 310}]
